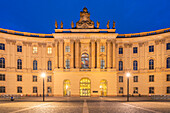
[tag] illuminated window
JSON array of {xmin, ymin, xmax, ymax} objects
[
  {"xmin": 47, "ymin": 47, "xmax": 52, "ymax": 54},
  {"xmin": 17, "ymin": 59, "xmax": 22, "ymax": 69},
  {"xmin": 33, "ymin": 87, "xmax": 37, "ymax": 93},
  {"xmin": 63, "ymin": 80, "xmax": 71, "ymax": 96},
  {"xmin": 65, "ymin": 46, "xmax": 70, "ymax": 52},
  {"xmin": 133, "ymin": 87, "xmax": 138, "ymax": 94},
  {"xmin": 81, "ymin": 53, "xmax": 89, "ymax": 69},
  {"xmin": 100, "ymin": 46, "xmax": 105, "ymax": 52},
  {"xmin": 33, "ymin": 47, "xmax": 37, "ymax": 53}
]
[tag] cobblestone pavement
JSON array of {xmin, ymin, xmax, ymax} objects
[{"xmin": 0, "ymin": 97, "xmax": 170, "ymax": 113}]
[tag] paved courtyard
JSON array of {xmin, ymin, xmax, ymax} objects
[{"xmin": 0, "ymin": 97, "xmax": 170, "ymax": 113}]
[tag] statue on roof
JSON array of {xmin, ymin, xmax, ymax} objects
[
  {"xmin": 55, "ymin": 20, "xmax": 58, "ymax": 29},
  {"xmin": 60, "ymin": 21, "xmax": 63, "ymax": 29},
  {"xmin": 71, "ymin": 21, "xmax": 74, "ymax": 28},
  {"xmin": 107, "ymin": 20, "xmax": 110, "ymax": 29},
  {"xmin": 76, "ymin": 7, "xmax": 95, "ymax": 29},
  {"xmin": 96, "ymin": 21, "xmax": 100, "ymax": 29},
  {"xmin": 113, "ymin": 20, "xmax": 115, "ymax": 29}
]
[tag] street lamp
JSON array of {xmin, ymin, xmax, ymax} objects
[
  {"xmin": 41, "ymin": 73, "xmax": 46, "ymax": 102},
  {"xmin": 126, "ymin": 72, "xmax": 130, "ymax": 102}
]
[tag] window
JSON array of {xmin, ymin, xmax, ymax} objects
[
  {"xmin": 100, "ymin": 60, "xmax": 105, "ymax": 69},
  {"xmin": 47, "ymin": 87, "xmax": 52, "ymax": 93},
  {"xmin": 33, "ymin": 47, "xmax": 37, "ymax": 53},
  {"xmin": 0, "ymin": 57, "xmax": 5, "ymax": 68},
  {"xmin": 167, "ymin": 43, "xmax": 170, "ymax": 50},
  {"xmin": 48, "ymin": 61, "xmax": 52, "ymax": 70},
  {"xmin": 33, "ymin": 87, "xmax": 37, "ymax": 93},
  {"xmin": 17, "ymin": 87, "xmax": 22, "ymax": 93},
  {"xmin": 133, "ymin": 47, "xmax": 138, "ymax": 53},
  {"xmin": 119, "ymin": 76, "xmax": 123, "ymax": 82},
  {"xmin": 65, "ymin": 46, "xmax": 70, "ymax": 52},
  {"xmin": 0, "ymin": 43, "xmax": 5, "ymax": 50},
  {"xmin": 33, "ymin": 60, "xmax": 37, "ymax": 70},
  {"xmin": 149, "ymin": 59, "xmax": 154, "ymax": 70},
  {"xmin": 17, "ymin": 59, "xmax": 22, "ymax": 69},
  {"xmin": 149, "ymin": 45, "xmax": 154, "ymax": 52},
  {"xmin": 119, "ymin": 87, "xmax": 123, "ymax": 94},
  {"xmin": 167, "ymin": 87, "xmax": 170, "ymax": 93},
  {"xmin": 33, "ymin": 75, "xmax": 37, "ymax": 82},
  {"xmin": 149, "ymin": 75, "xmax": 154, "ymax": 82},
  {"xmin": 133, "ymin": 87, "xmax": 138, "ymax": 94},
  {"xmin": 100, "ymin": 46, "xmax": 105, "ymax": 52},
  {"xmin": 149, "ymin": 87, "xmax": 154, "ymax": 94},
  {"xmin": 17, "ymin": 45, "xmax": 22, "ymax": 52},
  {"xmin": 66, "ymin": 60, "xmax": 70, "ymax": 69},
  {"xmin": 119, "ymin": 61, "xmax": 123, "ymax": 71},
  {"xmin": 133, "ymin": 60, "xmax": 138, "ymax": 70},
  {"xmin": 17, "ymin": 75, "xmax": 22, "ymax": 81},
  {"xmin": 167, "ymin": 74, "xmax": 170, "ymax": 81},
  {"xmin": 47, "ymin": 76, "xmax": 52, "ymax": 82},
  {"xmin": 167, "ymin": 57, "xmax": 170, "ymax": 68},
  {"xmin": 81, "ymin": 53, "xmax": 89, "ymax": 69},
  {"xmin": 47, "ymin": 47, "xmax": 52, "ymax": 54},
  {"xmin": 133, "ymin": 76, "xmax": 138, "ymax": 82},
  {"xmin": 0, "ymin": 86, "xmax": 5, "ymax": 93},
  {"xmin": 119, "ymin": 47, "xmax": 123, "ymax": 54},
  {"xmin": 0, "ymin": 74, "xmax": 5, "ymax": 81}
]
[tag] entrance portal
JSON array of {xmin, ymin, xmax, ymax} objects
[
  {"xmin": 100, "ymin": 80, "xmax": 107, "ymax": 97},
  {"xmin": 63, "ymin": 80, "xmax": 71, "ymax": 96},
  {"xmin": 80, "ymin": 78, "xmax": 91, "ymax": 97}
]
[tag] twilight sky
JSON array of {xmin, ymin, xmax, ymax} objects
[{"xmin": 0, "ymin": 0, "xmax": 170, "ymax": 34}]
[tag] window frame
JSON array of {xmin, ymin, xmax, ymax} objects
[
  {"xmin": 17, "ymin": 45, "xmax": 22, "ymax": 52},
  {"xmin": 119, "ymin": 76, "xmax": 123, "ymax": 82},
  {"xmin": 133, "ymin": 47, "xmax": 138, "ymax": 53},
  {"xmin": 48, "ymin": 60, "xmax": 52, "ymax": 70},
  {"xmin": 33, "ymin": 60, "xmax": 38, "ymax": 70},
  {"xmin": 47, "ymin": 76, "xmax": 52, "ymax": 82},
  {"xmin": 149, "ymin": 45, "xmax": 154, "ymax": 52},
  {"xmin": 133, "ymin": 76, "xmax": 138, "ymax": 82},
  {"xmin": 0, "ymin": 74, "xmax": 5, "ymax": 81},
  {"xmin": 17, "ymin": 59, "xmax": 22, "ymax": 69},
  {"xmin": 0, "ymin": 57, "xmax": 5, "ymax": 68},
  {"xmin": 0, "ymin": 43, "xmax": 5, "ymax": 50},
  {"xmin": 0, "ymin": 86, "xmax": 5, "ymax": 93},
  {"xmin": 100, "ymin": 60, "xmax": 105, "ymax": 69},
  {"xmin": 47, "ymin": 47, "xmax": 52, "ymax": 54},
  {"xmin": 149, "ymin": 59, "xmax": 154, "ymax": 70},
  {"xmin": 119, "ymin": 61, "xmax": 123, "ymax": 71},
  {"xmin": 65, "ymin": 46, "xmax": 70, "ymax": 52},
  {"xmin": 65, "ymin": 59, "xmax": 70, "ymax": 69},
  {"xmin": 33, "ymin": 75, "xmax": 37, "ymax": 82},
  {"xmin": 149, "ymin": 87, "xmax": 154, "ymax": 94},
  {"xmin": 33, "ymin": 87, "xmax": 37, "ymax": 93},
  {"xmin": 17, "ymin": 75, "xmax": 22, "ymax": 81},
  {"xmin": 149, "ymin": 75, "xmax": 154, "ymax": 82},
  {"xmin": 119, "ymin": 47, "xmax": 123, "ymax": 54},
  {"xmin": 133, "ymin": 87, "xmax": 138, "ymax": 94},
  {"xmin": 166, "ymin": 43, "xmax": 170, "ymax": 50},
  {"xmin": 17, "ymin": 86, "xmax": 22, "ymax": 93},
  {"xmin": 133, "ymin": 60, "xmax": 138, "ymax": 70},
  {"xmin": 100, "ymin": 46, "xmax": 105, "ymax": 52},
  {"xmin": 33, "ymin": 46, "xmax": 38, "ymax": 53}
]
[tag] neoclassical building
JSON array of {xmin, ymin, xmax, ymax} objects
[{"xmin": 0, "ymin": 7, "xmax": 170, "ymax": 97}]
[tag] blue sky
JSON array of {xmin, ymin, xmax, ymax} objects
[{"xmin": 0, "ymin": 0, "xmax": 170, "ymax": 34}]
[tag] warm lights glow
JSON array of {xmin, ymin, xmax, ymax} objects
[
  {"xmin": 41, "ymin": 73, "xmax": 46, "ymax": 78},
  {"xmin": 126, "ymin": 72, "xmax": 131, "ymax": 77}
]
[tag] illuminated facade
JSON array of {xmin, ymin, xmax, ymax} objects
[{"xmin": 0, "ymin": 7, "xmax": 170, "ymax": 97}]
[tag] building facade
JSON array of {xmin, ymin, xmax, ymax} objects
[{"xmin": 0, "ymin": 7, "xmax": 170, "ymax": 97}]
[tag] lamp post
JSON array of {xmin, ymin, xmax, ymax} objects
[
  {"xmin": 41, "ymin": 73, "xmax": 46, "ymax": 102},
  {"xmin": 126, "ymin": 72, "xmax": 130, "ymax": 102}
]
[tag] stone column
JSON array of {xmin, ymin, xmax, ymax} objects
[
  {"xmin": 112, "ymin": 40, "xmax": 116, "ymax": 70},
  {"xmin": 75, "ymin": 40, "xmax": 80, "ymax": 69},
  {"xmin": 54, "ymin": 40, "xmax": 59, "ymax": 69},
  {"xmin": 59, "ymin": 39, "xmax": 64, "ymax": 69},
  {"xmin": 161, "ymin": 39, "xmax": 165, "ymax": 69},
  {"xmin": 97, "ymin": 39, "xmax": 100, "ymax": 69},
  {"xmin": 11, "ymin": 41, "xmax": 16, "ymax": 69},
  {"xmin": 70, "ymin": 40, "xmax": 74, "ymax": 69},
  {"xmin": 91, "ymin": 40, "xmax": 95, "ymax": 69},
  {"xmin": 23, "ymin": 42, "xmax": 27, "ymax": 71},
  {"xmin": 6, "ymin": 40, "xmax": 11, "ymax": 69},
  {"xmin": 144, "ymin": 42, "xmax": 148, "ymax": 70},
  {"xmin": 107, "ymin": 40, "xmax": 111, "ymax": 69}
]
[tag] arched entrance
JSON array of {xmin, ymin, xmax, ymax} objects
[
  {"xmin": 100, "ymin": 80, "xmax": 107, "ymax": 97},
  {"xmin": 80, "ymin": 78, "xmax": 91, "ymax": 97},
  {"xmin": 63, "ymin": 80, "xmax": 71, "ymax": 96}
]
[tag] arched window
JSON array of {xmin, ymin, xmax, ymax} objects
[
  {"xmin": 33, "ymin": 60, "xmax": 37, "ymax": 70},
  {"xmin": 133, "ymin": 60, "xmax": 138, "ymax": 70},
  {"xmin": 81, "ymin": 53, "xmax": 89, "ymax": 69},
  {"xmin": 63, "ymin": 80, "xmax": 71, "ymax": 96},
  {"xmin": 80, "ymin": 78, "xmax": 91, "ymax": 97},
  {"xmin": 17, "ymin": 59, "xmax": 22, "ymax": 69},
  {"xmin": 0, "ymin": 57, "xmax": 5, "ymax": 68},
  {"xmin": 119, "ymin": 61, "xmax": 123, "ymax": 71},
  {"xmin": 167, "ymin": 57, "xmax": 170, "ymax": 68},
  {"xmin": 48, "ymin": 60, "xmax": 52, "ymax": 70},
  {"xmin": 149, "ymin": 59, "xmax": 154, "ymax": 70},
  {"xmin": 65, "ymin": 60, "xmax": 70, "ymax": 69},
  {"xmin": 100, "ymin": 80, "xmax": 107, "ymax": 97}
]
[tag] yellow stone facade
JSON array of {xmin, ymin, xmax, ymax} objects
[{"xmin": 0, "ymin": 8, "xmax": 170, "ymax": 97}]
